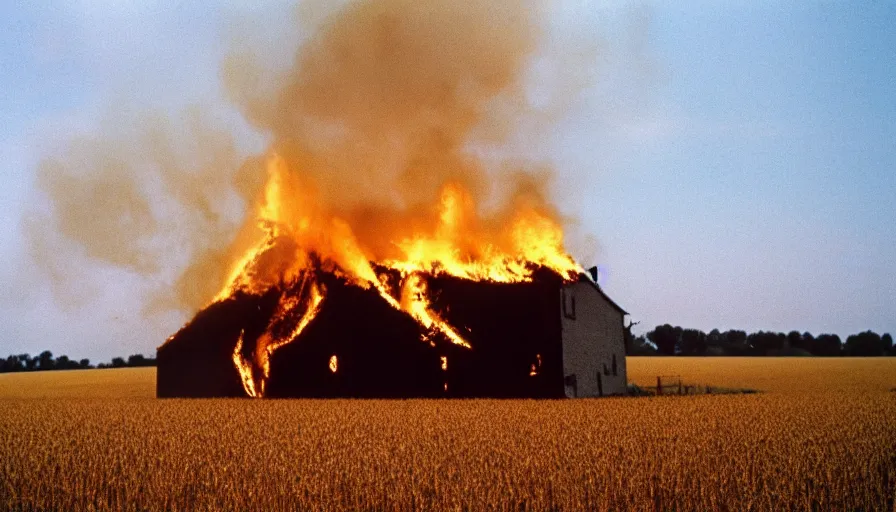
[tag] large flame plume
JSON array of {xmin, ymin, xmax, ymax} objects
[{"xmin": 216, "ymin": 154, "xmax": 580, "ymax": 396}]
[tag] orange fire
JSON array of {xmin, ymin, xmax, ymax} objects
[
  {"xmin": 205, "ymin": 154, "xmax": 581, "ymax": 397},
  {"xmin": 329, "ymin": 355, "xmax": 338, "ymax": 373},
  {"xmin": 529, "ymin": 353, "xmax": 543, "ymax": 377}
]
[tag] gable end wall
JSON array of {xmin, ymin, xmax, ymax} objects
[{"xmin": 560, "ymin": 281, "xmax": 627, "ymax": 397}]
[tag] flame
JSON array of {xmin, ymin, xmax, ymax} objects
[
  {"xmin": 387, "ymin": 185, "xmax": 581, "ymax": 282},
  {"xmin": 400, "ymin": 273, "xmax": 471, "ymax": 349},
  {"xmin": 230, "ymin": 266, "xmax": 326, "ymax": 397},
  {"xmin": 197, "ymin": 154, "xmax": 581, "ymax": 397},
  {"xmin": 329, "ymin": 355, "xmax": 338, "ymax": 373},
  {"xmin": 232, "ymin": 331, "xmax": 259, "ymax": 398},
  {"xmin": 253, "ymin": 279, "xmax": 325, "ymax": 397},
  {"xmin": 529, "ymin": 353, "xmax": 542, "ymax": 377},
  {"xmin": 440, "ymin": 356, "xmax": 447, "ymax": 371}
]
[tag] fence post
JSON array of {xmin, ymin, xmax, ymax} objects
[{"xmin": 657, "ymin": 376, "xmax": 662, "ymax": 396}]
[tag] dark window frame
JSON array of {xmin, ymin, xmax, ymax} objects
[
  {"xmin": 562, "ymin": 289, "xmax": 576, "ymax": 320},
  {"xmin": 564, "ymin": 374, "xmax": 578, "ymax": 397}
]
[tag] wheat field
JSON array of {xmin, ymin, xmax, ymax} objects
[{"xmin": 1, "ymin": 359, "xmax": 894, "ymax": 511}]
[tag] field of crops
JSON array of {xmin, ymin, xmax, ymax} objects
[{"xmin": 1, "ymin": 358, "xmax": 894, "ymax": 511}]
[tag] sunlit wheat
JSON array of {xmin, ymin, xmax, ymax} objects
[{"xmin": 1, "ymin": 359, "xmax": 894, "ymax": 510}]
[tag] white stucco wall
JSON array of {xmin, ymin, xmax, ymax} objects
[{"xmin": 560, "ymin": 281, "xmax": 627, "ymax": 397}]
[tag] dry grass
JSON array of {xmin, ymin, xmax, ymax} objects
[
  {"xmin": 628, "ymin": 356, "xmax": 896, "ymax": 394},
  {"xmin": 1, "ymin": 359, "xmax": 894, "ymax": 511},
  {"xmin": 0, "ymin": 368, "xmax": 154, "ymax": 399}
]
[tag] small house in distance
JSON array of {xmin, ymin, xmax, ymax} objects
[{"xmin": 157, "ymin": 266, "xmax": 628, "ymax": 398}]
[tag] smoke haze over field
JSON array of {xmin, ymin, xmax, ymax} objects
[{"xmin": 2, "ymin": 2, "xmax": 894, "ymax": 361}]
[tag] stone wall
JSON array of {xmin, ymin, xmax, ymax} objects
[{"xmin": 560, "ymin": 280, "xmax": 627, "ymax": 397}]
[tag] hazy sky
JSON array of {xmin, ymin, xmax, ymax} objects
[{"xmin": 1, "ymin": 1, "xmax": 893, "ymax": 361}]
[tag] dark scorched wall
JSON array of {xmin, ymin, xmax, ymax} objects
[{"xmin": 157, "ymin": 269, "xmax": 566, "ymax": 398}]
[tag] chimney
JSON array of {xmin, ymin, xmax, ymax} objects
[{"xmin": 588, "ymin": 266, "xmax": 598, "ymax": 284}]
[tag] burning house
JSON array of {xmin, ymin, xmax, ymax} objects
[
  {"xmin": 149, "ymin": 1, "xmax": 630, "ymax": 400},
  {"xmin": 156, "ymin": 157, "xmax": 628, "ymax": 399},
  {"xmin": 157, "ymin": 264, "xmax": 627, "ymax": 399},
  {"xmin": 157, "ymin": 264, "xmax": 626, "ymax": 398}
]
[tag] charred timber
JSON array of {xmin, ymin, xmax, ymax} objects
[{"xmin": 157, "ymin": 269, "xmax": 568, "ymax": 398}]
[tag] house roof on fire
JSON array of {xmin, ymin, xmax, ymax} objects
[{"xmin": 575, "ymin": 273, "xmax": 628, "ymax": 316}]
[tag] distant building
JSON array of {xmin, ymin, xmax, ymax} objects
[{"xmin": 158, "ymin": 267, "xmax": 628, "ymax": 398}]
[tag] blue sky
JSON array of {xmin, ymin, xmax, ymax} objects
[{"xmin": 0, "ymin": 1, "xmax": 893, "ymax": 361}]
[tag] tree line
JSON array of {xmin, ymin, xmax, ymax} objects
[
  {"xmin": 0, "ymin": 351, "xmax": 156, "ymax": 373},
  {"xmin": 627, "ymin": 324, "xmax": 894, "ymax": 357}
]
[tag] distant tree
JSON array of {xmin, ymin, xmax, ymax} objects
[
  {"xmin": 776, "ymin": 332, "xmax": 787, "ymax": 351},
  {"xmin": 21, "ymin": 354, "xmax": 36, "ymax": 371},
  {"xmin": 882, "ymin": 333, "xmax": 893, "ymax": 355},
  {"xmin": 704, "ymin": 329, "xmax": 730, "ymax": 356},
  {"xmin": 786, "ymin": 331, "xmax": 802, "ymax": 350},
  {"xmin": 723, "ymin": 330, "xmax": 747, "ymax": 345},
  {"xmin": 648, "ymin": 324, "xmax": 679, "ymax": 355},
  {"xmin": 55, "ymin": 355, "xmax": 70, "ymax": 370},
  {"xmin": 1, "ymin": 355, "xmax": 24, "ymax": 373},
  {"xmin": 111, "ymin": 357, "xmax": 126, "ymax": 368},
  {"xmin": 79, "ymin": 359, "xmax": 92, "ymax": 369},
  {"xmin": 844, "ymin": 331, "xmax": 884, "ymax": 356},
  {"xmin": 37, "ymin": 351, "xmax": 55, "ymax": 371},
  {"xmin": 745, "ymin": 332, "xmax": 760, "ymax": 353},
  {"xmin": 720, "ymin": 330, "xmax": 749, "ymax": 355},
  {"xmin": 679, "ymin": 329, "xmax": 707, "ymax": 355},
  {"xmin": 127, "ymin": 354, "xmax": 147, "ymax": 367},
  {"xmin": 747, "ymin": 331, "xmax": 784, "ymax": 354},
  {"xmin": 813, "ymin": 334, "xmax": 842, "ymax": 357},
  {"xmin": 801, "ymin": 332, "xmax": 815, "ymax": 352},
  {"xmin": 673, "ymin": 326, "xmax": 684, "ymax": 353}
]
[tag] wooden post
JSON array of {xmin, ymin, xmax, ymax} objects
[{"xmin": 657, "ymin": 376, "xmax": 662, "ymax": 396}]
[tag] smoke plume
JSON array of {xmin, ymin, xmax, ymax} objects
[{"xmin": 29, "ymin": 0, "xmax": 587, "ymax": 313}]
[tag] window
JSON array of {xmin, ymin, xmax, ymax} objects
[
  {"xmin": 562, "ymin": 289, "xmax": 576, "ymax": 320},
  {"xmin": 564, "ymin": 374, "xmax": 578, "ymax": 397}
]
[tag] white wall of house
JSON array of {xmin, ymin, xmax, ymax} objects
[{"xmin": 560, "ymin": 280, "xmax": 627, "ymax": 397}]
